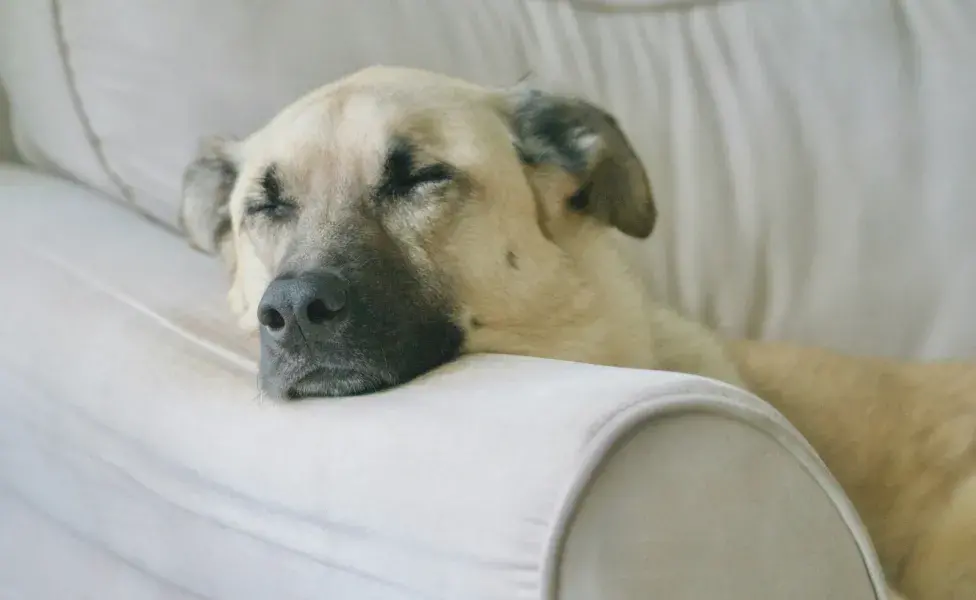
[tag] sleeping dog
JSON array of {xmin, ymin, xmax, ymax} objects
[{"xmin": 179, "ymin": 66, "xmax": 975, "ymax": 600}]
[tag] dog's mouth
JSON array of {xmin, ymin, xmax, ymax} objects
[
  {"xmin": 263, "ymin": 332, "xmax": 462, "ymax": 400},
  {"xmin": 282, "ymin": 365, "xmax": 394, "ymax": 400}
]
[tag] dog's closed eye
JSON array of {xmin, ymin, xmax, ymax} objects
[
  {"xmin": 379, "ymin": 141, "xmax": 454, "ymax": 199},
  {"xmin": 247, "ymin": 165, "xmax": 297, "ymax": 220}
]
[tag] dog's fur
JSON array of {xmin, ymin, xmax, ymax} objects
[{"xmin": 180, "ymin": 66, "xmax": 975, "ymax": 599}]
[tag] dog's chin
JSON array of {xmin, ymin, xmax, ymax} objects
[
  {"xmin": 263, "ymin": 366, "xmax": 394, "ymax": 400},
  {"xmin": 259, "ymin": 327, "xmax": 464, "ymax": 400}
]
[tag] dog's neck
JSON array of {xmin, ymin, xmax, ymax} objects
[
  {"xmin": 559, "ymin": 236, "xmax": 744, "ymax": 387},
  {"xmin": 464, "ymin": 231, "xmax": 743, "ymax": 387}
]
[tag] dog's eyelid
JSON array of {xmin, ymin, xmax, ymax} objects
[
  {"xmin": 244, "ymin": 199, "xmax": 296, "ymax": 219},
  {"xmin": 411, "ymin": 162, "xmax": 454, "ymax": 185},
  {"xmin": 379, "ymin": 148, "xmax": 455, "ymax": 199},
  {"xmin": 243, "ymin": 164, "xmax": 300, "ymax": 218},
  {"xmin": 244, "ymin": 191, "xmax": 297, "ymax": 219}
]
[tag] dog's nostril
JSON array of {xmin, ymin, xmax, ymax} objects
[
  {"xmin": 258, "ymin": 306, "xmax": 286, "ymax": 331},
  {"xmin": 306, "ymin": 298, "xmax": 339, "ymax": 325}
]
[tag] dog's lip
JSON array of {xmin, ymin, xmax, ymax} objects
[{"xmin": 283, "ymin": 365, "xmax": 390, "ymax": 399}]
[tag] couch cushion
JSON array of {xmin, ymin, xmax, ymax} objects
[
  {"xmin": 1, "ymin": 0, "xmax": 975, "ymax": 360},
  {"xmin": 0, "ymin": 165, "xmax": 887, "ymax": 599},
  {"xmin": 0, "ymin": 3, "xmax": 112, "ymax": 188}
]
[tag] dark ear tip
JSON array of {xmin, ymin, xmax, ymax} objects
[
  {"xmin": 622, "ymin": 217, "xmax": 655, "ymax": 239},
  {"xmin": 619, "ymin": 199, "xmax": 657, "ymax": 239},
  {"xmin": 180, "ymin": 134, "xmax": 239, "ymax": 256},
  {"xmin": 177, "ymin": 206, "xmax": 209, "ymax": 252}
]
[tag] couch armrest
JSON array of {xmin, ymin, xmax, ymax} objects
[
  {"xmin": 410, "ymin": 356, "xmax": 890, "ymax": 600},
  {"xmin": 4, "ymin": 351, "xmax": 889, "ymax": 599},
  {"xmin": 551, "ymin": 361, "xmax": 888, "ymax": 599}
]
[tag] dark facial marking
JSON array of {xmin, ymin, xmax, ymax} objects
[
  {"xmin": 246, "ymin": 164, "xmax": 296, "ymax": 221},
  {"xmin": 377, "ymin": 139, "xmax": 454, "ymax": 200},
  {"xmin": 179, "ymin": 144, "xmax": 238, "ymax": 255},
  {"xmin": 506, "ymin": 250, "xmax": 519, "ymax": 269},
  {"xmin": 470, "ymin": 316, "xmax": 484, "ymax": 329},
  {"xmin": 258, "ymin": 218, "xmax": 464, "ymax": 399}
]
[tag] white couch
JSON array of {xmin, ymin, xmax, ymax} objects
[{"xmin": 2, "ymin": 1, "xmax": 974, "ymax": 599}]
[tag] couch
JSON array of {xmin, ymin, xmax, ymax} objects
[{"xmin": 2, "ymin": 1, "xmax": 974, "ymax": 599}]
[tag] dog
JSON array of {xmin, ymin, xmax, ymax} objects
[{"xmin": 179, "ymin": 66, "xmax": 974, "ymax": 600}]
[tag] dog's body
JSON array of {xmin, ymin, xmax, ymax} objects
[
  {"xmin": 731, "ymin": 341, "xmax": 976, "ymax": 600},
  {"xmin": 179, "ymin": 66, "xmax": 975, "ymax": 599}
]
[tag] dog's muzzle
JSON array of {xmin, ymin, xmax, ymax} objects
[{"xmin": 255, "ymin": 266, "xmax": 463, "ymax": 400}]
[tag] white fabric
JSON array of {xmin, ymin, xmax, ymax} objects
[
  {"xmin": 1, "ymin": 1, "xmax": 968, "ymax": 596},
  {"xmin": 0, "ymin": 0, "xmax": 532, "ymax": 228},
  {"xmin": 0, "ymin": 3, "xmax": 109, "ymax": 188},
  {"xmin": 527, "ymin": 0, "xmax": 976, "ymax": 361},
  {"xmin": 0, "ymin": 165, "xmax": 886, "ymax": 598},
  {"xmin": 0, "ymin": 81, "xmax": 16, "ymax": 163},
  {"xmin": 2, "ymin": 0, "xmax": 975, "ymax": 360},
  {"xmin": 558, "ymin": 411, "xmax": 879, "ymax": 599}
]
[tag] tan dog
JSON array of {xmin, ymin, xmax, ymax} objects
[{"xmin": 179, "ymin": 66, "xmax": 974, "ymax": 600}]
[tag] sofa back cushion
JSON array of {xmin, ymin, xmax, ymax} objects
[
  {"xmin": 0, "ymin": 1, "xmax": 530, "ymax": 228},
  {"xmin": 1, "ymin": 0, "xmax": 975, "ymax": 360}
]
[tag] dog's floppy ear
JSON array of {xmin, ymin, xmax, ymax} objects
[
  {"xmin": 506, "ymin": 89, "xmax": 656, "ymax": 238},
  {"xmin": 179, "ymin": 136, "xmax": 240, "ymax": 259}
]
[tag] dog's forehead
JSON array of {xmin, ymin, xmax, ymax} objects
[
  {"xmin": 260, "ymin": 92, "xmax": 395, "ymax": 173},
  {"xmin": 245, "ymin": 72, "xmax": 506, "ymax": 182}
]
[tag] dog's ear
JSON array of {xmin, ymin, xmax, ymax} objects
[
  {"xmin": 505, "ymin": 89, "xmax": 655, "ymax": 239},
  {"xmin": 179, "ymin": 136, "xmax": 240, "ymax": 259}
]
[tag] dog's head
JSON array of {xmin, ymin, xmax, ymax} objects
[{"xmin": 181, "ymin": 66, "xmax": 656, "ymax": 399}]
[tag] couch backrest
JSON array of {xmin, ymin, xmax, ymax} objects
[{"xmin": 2, "ymin": 0, "xmax": 975, "ymax": 360}]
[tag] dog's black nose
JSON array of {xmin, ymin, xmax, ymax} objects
[{"xmin": 257, "ymin": 271, "xmax": 349, "ymax": 337}]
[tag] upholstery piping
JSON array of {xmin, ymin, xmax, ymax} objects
[
  {"xmin": 542, "ymin": 383, "xmax": 892, "ymax": 600},
  {"xmin": 49, "ymin": 0, "xmax": 179, "ymax": 234}
]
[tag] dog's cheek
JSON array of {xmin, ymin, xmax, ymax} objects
[
  {"xmin": 230, "ymin": 290, "xmax": 258, "ymax": 332},
  {"xmin": 217, "ymin": 232, "xmax": 237, "ymax": 277},
  {"xmin": 458, "ymin": 318, "xmax": 534, "ymax": 359},
  {"xmin": 228, "ymin": 245, "xmax": 272, "ymax": 333},
  {"xmin": 457, "ymin": 320, "xmax": 489, "ymax": 354},
  {"xmin": 521, "ymin": 164, "xmax": 587, "ymax": 241}
]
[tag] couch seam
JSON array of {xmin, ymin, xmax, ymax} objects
[
  {"xmin": 49, "ymin": 0, "xmax": 178, "ymax": 234},
  {"xmin": 49, "ymin": 0, "xmax": 132, "ymax": 203}
]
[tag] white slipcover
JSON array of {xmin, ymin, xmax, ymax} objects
[{"xmin": 0, "ymin": 165, "xmax": 885, "ymax": 598}]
